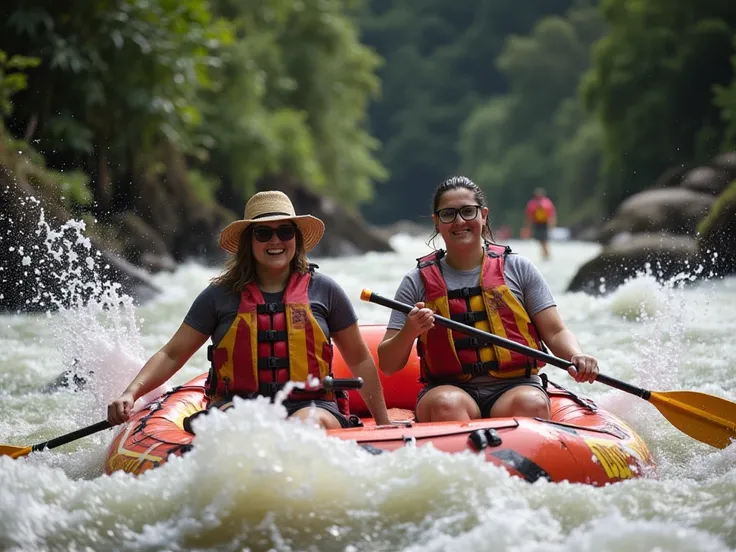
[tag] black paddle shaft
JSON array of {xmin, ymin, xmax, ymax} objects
[
  {"xmin": 322, "ymin": 376, "xmax": 364, "ymax": 390},
  {"xmin": 28, "ymin": 377, "xmax": 361, "ymax": 454},
  {"xmin": 32, "ymin": 420, "xmax": 113, "ymax": 452},
  {"xmin": 366, "ymin": 291, "xmax": 651, "ymax": 400}
]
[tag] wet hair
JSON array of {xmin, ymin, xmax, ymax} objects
[
  {"xmin": 212, "ymin": 224, "xmax": 309, "ymax": 292},
  {"xmin": 428, "ymin": 175, "xmax": 495, "ymax": 248}
]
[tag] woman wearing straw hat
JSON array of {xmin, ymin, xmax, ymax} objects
[{"xmin": 108, "ymin": 191, "xmax": 391, "ymax": 429}]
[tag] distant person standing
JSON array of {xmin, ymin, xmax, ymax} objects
[{"xmin": 522, "ymin": 188, "xmax": 556, "ymax": 260}]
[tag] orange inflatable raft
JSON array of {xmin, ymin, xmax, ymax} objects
[{"xmin": 104, "ymin": 325, "xmax": 656, "ymax": 485}]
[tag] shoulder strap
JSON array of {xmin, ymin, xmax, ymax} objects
[
  {"xmin": 485, "ymin": 242, "xmax": 513, "ymax": 258},
  {"xmin": 417, "ymin": 249, "xmax": 444, "ymax": 269}
]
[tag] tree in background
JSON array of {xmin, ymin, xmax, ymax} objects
[
  {"xmin": 583, "ymin": 0, "xmax": 736, "ymax": 212},
  {"xmin": 458, "ymin": 1, "xmax": 606, "ymax": 229},
  {"xmin": 204, "ymin": 0, "xmax": 385, "ymax": 209},
  {"xmin": 358, "ymin": 0, "xmax": 574, "ymax": 224},
  {"xmin": 0, "ymin": 0, "xmax": 385, "ymax": 223}
]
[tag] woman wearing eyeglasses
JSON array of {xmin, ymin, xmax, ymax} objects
[
  {"xmin": 377, "ymin": 176, "xmax": 599, "ymax": 422},
  {"xmin": 108, "ymin": 191, "xmax": 390, "ymax": 429}
]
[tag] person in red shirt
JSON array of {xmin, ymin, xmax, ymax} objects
[{"xmin": 522, "ymin": 188, "xmax": 556, "ymax": 260}]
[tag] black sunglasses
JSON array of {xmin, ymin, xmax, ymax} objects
[
  {"xmin": 251, "ymin": 224, "xmax": 297, "ymax": 242},
  {"xmin": 434, "ymin": 205, "xmax": 481, "ymax": 224}
]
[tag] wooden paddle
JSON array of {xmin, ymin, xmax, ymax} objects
[
  {"xmin": 0, "ymin": 377, "xmax": 365, "ymax": 459},
  {"xmin": 361, "ymin": 289, "xmax": 736, "ymax": 449}
]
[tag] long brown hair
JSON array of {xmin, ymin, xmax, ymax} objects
[
  {"xmin": 427, "ymin": 175, "xmax": 495, "ymax": 249},
  {"xmin": 212, "ymin": 225, "xmax": 310, "ymax": 293}
]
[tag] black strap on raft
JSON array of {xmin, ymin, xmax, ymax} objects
[
  {"xmin": 183, "ymin": 398, "xmax": 238, "ymax": 435},
  {"xmin": 546, "ymin": 378, "xmax": 597, "ymax": 412}
]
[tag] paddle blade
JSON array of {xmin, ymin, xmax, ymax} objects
[
  {"xmin": 649, "ymin": 390, "xmax": 736, "ymax": 449},
  {"xmin": 0, "ymin": 445, "xmax": 33, "ymax": 459}
]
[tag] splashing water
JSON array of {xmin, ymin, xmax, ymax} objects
[
  {"xmin": 1, "ymin": 192, "xmax": 165, "ymax": 473},
  {"xmin": 2, "ymin": 204, "xmax": 736, "ymax": 551}
]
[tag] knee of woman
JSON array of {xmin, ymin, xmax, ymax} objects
[
  {"xmin": 515, "ymin": 393, "xmax": 550, "ymax": 419},
  {"xmin": 426, "ymin": 393, "xmax": 469, "ymax": 419}
]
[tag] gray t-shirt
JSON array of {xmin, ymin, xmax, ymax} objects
[
  {"xmin": 387, "ymin": 252, "xmax": 556, "ymax": 330},
  {"xmin": 184, "ymin": 271, "xmax": 358, "ymax": 346}
]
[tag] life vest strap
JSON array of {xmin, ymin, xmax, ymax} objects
[
  {"xmin": 258, "ymin": 382, "xmax": 284, "ymax": 397},
  {"xmin": 454, "ymin": 337, "xmax": 484, "ymax": 350},
  {"xmin": 257, "ymin": 330, "xmax": 288, "ymax": 342},
  {"xmin": 256, "ymin": 303, "xmax": 286, "ymax": 314},
  {"xmin": 447, "ymin": 286, "xmax": 482, "ymax": 299},
  {"xmin": 462, "ymin": 360, "xmax": 499, "ymax": 377},
  {"xmin": 258, "ymin": 357, "xmax": 289, "ymax": 369},
  {"xmin": 451, "ymin": 311, "xmax": 488, "ymax": 324}
]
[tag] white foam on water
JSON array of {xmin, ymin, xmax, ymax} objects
[{"xmin": 2, "ymin": 207, "xmax": 736, "ymax": 551}]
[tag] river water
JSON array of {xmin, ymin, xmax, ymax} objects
[{"xmin": 1, "ymin": 218, "xmax": 735, "ymax": 551}]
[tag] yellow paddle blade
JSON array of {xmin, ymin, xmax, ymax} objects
[
  {"xmin": 649, "ymin": 390, "xmax": 736, "ymax": 449},
  {"xmin": 0, "ymin": 445, "xmax": 33, "ymax": 459}
]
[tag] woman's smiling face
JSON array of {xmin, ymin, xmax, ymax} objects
[
  {"xmin": 250, "ymin": 222, "xmax": 297, "ymax": 272},
  {"xmin": 433, "ymin": 188, "xmax": 488, "ymax": 250}
]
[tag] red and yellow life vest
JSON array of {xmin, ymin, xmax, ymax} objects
[
  {"xmin": 533, "ymin": 204, "xmax": 549, "ymax": 223},
  {"xmin": 205, "ymin": 270, "xmax": 334, "ymax": 401},
  {"xmin": 417, "ymin": 244, "xmax": 545, "ymax": 382}
]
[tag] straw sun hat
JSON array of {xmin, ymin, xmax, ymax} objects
[{"xmin": 218, "ymin": 191, "xmax": 325, "ymax": 254}]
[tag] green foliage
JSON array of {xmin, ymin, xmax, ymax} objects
[
  {"xmin": 3, "ymin": 0, "xmax": 228, "ymax": 153},
  {"xmin": 358, "ymin": 0, "xmax": 576, "ymax": 223},
  {"xmin": 458, "ymin": 2, "xmax": 606, "ymax": 228},
  {"xmin": 201, "ymin": 0, "xmax": 385, "ymax": 207},
  {"xmin": 1, "ymin": 0, "xmax": 385, "ymax": 214},
  {"xmin": 697, "ymin": 179, "xmax": 736, "ymax": 236},
  {"xmin": 583, "ymin": 0, "xmax": 736, "ymax": 211},
  {"xmin": 187, "ymin": 168, "xmax": 220, "ymax": 206},
  {"xmin": 715, "ymin": 37, "xmax": 736, "ymax": 149},
  {"xmin": 0, "ymin": 50, "xmax": 39, "ymax": 115},
  {"xmin": 0, "ymin": 124, "xmax": 92, "ymax": 208}
]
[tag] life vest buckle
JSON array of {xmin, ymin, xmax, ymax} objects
[
  {"xmin": 265, "ymin": 329, "xmax": 277, "ymax": 341},
  {"xmin": 265, "ymin": 302, "xmax": 278, "ymax": 314},
  {"xmin": 259, "ymin": 382, "xmax": 282, "ymax": 397}
]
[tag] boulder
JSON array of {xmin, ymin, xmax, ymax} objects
[
  {"xmin": 679, "ymin": 166, "xmax": 731, "ymax": 195},
  {"xmin": 710, "ymin": 152, "xmax": 736, "ymax": 181},
  {"xmin": 567, "ymin": 234, "xmax": 700, "ymax": 295},
  {"xmin": 697, "ymin": 180, "xmax": 736, "ymax": 276},
  {"xmin": 599, "ymin": 188, "xmax": 714, "ymax": 244},
  {"xmin": 654, "ymin": 163, "xmax": 694, "ymax": 189}
]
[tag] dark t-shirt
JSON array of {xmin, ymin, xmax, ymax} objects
[{"xmin": 184, "ymin": 271, "xmax": 358, "ymax": 346}]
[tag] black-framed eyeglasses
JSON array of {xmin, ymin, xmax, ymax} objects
[
  {"xmin": 434, "ymin": 205, "xmax": 481, "ymax": 224},
  {"xmin": 251, "ymin": 224, "xmax": 297, "ymax": 242}
]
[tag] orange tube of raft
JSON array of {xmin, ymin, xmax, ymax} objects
[{"xmin": 104, "ymin": 324, "xmax": 656, "ymax": 485}]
